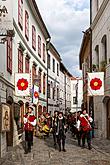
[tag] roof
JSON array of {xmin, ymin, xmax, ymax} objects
[
  {"xmin": 49, "ymin": 43, "xmax": 62, "ymax": 61},
  {"xmin": 71, "ymin": 77, "xmax": 82, "ymax": 80},
  {"xmin": 60, "ymin": 62, "xmax": 73, "ymax": 77},
  {"xmin": 27, "ymin": 0, "xmax": 51, "ymax": 40}
]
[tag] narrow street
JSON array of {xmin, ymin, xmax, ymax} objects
[{"xmin": 0, "ymin": 132, "xmax": 110, "ymax": 165}]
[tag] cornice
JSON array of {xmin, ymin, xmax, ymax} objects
[
  {"xmin": 91, "ymin": 0, "xmax": 109, "ymax": 30},
  {"xmin": 39, "ymin": 97, "xmax": 47, "ymax": 102},
  {"xmin": 27, "ymin": 0, "xmax": 50, "ymax": 40},
  {"xmin": 48, "ymin": 75, "xmax": 60, "ymax": 84},
  {"xmin": 0, "ymin": 75, "xmax": 14, "ymax": 89},
  {"xmin": 13, "ymin": 19, "xmax": 47, "ymax": 70},
  {"xmin": 49, "ymin": 43, "xmax": 61, "ymax": 62}
]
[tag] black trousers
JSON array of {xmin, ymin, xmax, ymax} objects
[
  {"xmin": 82, "ymin": 131, "xmax": 91, "ymax": 147},
  {"xmin": 57, "ymin": 129, "xmax": 66, "ymax": 150},
  {"xmin": 77, "ymin": 130, "xmax": 82, "ymax": 146},
  {"xmin": 25, "ymin": 130, "xmax": 33, "ymax": 152},
  {"xmin": 52, "ymin": 126, "xmax": 57, "ymax": 146}
]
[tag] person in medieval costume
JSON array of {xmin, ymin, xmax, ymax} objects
[
  {"xmin": 77, "ymin": 109, "xmax": 93, "ymax": 150},
  {"xmin": 56, "ymin": 112, "xmax": 67, "ymax": 152},
  {"xmin": 52, "ymin": 111, "xmax": 58, "ymax": 148},
  {"xmin": 24, "ymin": 106, "xmax": 36, "ymax": 154}
]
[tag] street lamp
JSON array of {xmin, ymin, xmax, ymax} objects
[{"xmin": 46, "ymin": 37, "xmax": 51, "ymax": 113}]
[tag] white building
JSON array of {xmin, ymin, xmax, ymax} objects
[
  {"xmin": 91, "ymin": 0, "xmax": 110, "ymax": 139},
  {"xmin": 70, "ymin": 77, "xmax": 83, "ymax": 113},
  {"xmin": 48, "ymin": 43, "xmax": 61, "ymax": 115},
  {"xmin": 66, "ymin": 72, "xmax": 72, "ymax": 113},
  {"xmin": 59, "ymin": 63, "xmax": 72, "ymax": 114},
  {"xmin": 0, "ymin": 0, "xmax": 50, "ymax": 157}
]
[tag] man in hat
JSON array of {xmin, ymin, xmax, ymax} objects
[
  {"xmin": 56, "ymin": 112, "xmax": 67, "ymax": 152},
  {"xmin": 24, "ymin": 106, "xmax": 36, "ymax": 154}
]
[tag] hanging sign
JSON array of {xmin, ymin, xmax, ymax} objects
[
  {"xmin": 33, "ymin": 85, "xmax": 39, "ymax": 104},
  {"xmin": 88, "ymin": 72, "xmax": 104, "ymax": 96},
  {"xmin": 15, "ymin": 73, "xmax": 30, "ymax": 96}
]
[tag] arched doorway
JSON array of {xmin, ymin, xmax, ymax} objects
[
  {"xmin": 17, "ymin": 100, "xmax": 24, "ymax": 134},
  {"xmin": 6, "ymin": 96, "xmax": 13, "ymax": 146},
  {"xmin": 107, "ymin": 100, "xmax": 110, "ymax": 139},
  {"xmin": 38, "ymin": 105, "xmax": 42, "ymax": 117}
]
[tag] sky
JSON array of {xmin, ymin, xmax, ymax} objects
[{"xmin": 36, "ymin": 0, "xmax": 90, "ymax": 77}]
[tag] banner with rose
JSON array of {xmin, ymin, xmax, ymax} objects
[
  {"xmin": 33, "ymin": 85, "xmax": 39, "ymax": 104},
  {"xmin": 88, "ymin": 72, "xmax": 104, "ymax": 96},
  {"xmin": 15, "ymin": 73, "xmax": 30, "ymax": 96}
]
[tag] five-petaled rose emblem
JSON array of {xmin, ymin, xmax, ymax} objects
[
  {"xmin": 90, "ymin": 78, "xmax": 102, "ymax": 90},
  {"xmin": 17, "ymin": 78, "xmax": 28, "ymax": 91},
  {"xmin": 34, "ymin": 91, "xmax": 39, "ymax": 98}
]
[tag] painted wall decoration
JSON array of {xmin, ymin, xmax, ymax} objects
[
  {"xmin": 88, "ymin": 72, "xmax": 104, "ymax": 96},
  {"xmin": 0, "ymin": 103, "xmax": 10, "ymax": 132},
  {"xmin": 15, "ymin": 73, "xmax": 30, "ymax": 96},
  {"xmin": 0, "ymin": 0, "xmax": 13, "ymax": 30}
]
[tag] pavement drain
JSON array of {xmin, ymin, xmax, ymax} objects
[{"xmin": 88, "ymin": 160, "xmax": 110, "ymax": 165}]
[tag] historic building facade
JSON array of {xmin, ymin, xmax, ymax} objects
[
  {"xmin": 91, "ymin": 0, "xmax": 110, "ymax": 139},
  {"xmin": 47, "ymin": 43, "xmax": 61, "ymax": 115},
  {"xmin": 79, "ymin": 28, "xmax": 91, "ymax": 112},
  {"xmin": 59, "ymin": 63, "xmax": 72, "ymax": 114},
  {"xmin": 70, "ymin": 77, "xmax": 83, "ymax": 113},
  {"xmin": 0, "ymin": 0, "xmax": 50, "ymax": 157}
]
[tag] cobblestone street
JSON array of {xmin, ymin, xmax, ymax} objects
[{"xmin": 0, "ymin": 132, "xmax": 110, "ymax": 165}]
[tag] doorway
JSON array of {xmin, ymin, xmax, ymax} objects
[{"xmin": 107, "ymin": 100, "xmax": 110, "ymax": 139}]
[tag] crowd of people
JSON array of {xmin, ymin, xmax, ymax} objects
[{"xmin": 23, "ymin": 106, "xmax": 94, "ymax": 154}]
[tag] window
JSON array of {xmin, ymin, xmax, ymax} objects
[
  {"xmin": 38, "ymin": 35, "xmax": 41, "ymax": 57},
  {"xmin": 43, "ymin": 73, "xmax": 46, "ymax": 95},
  {"xmin": 32, "ymin": 64, "xmax": 36, "ymax": 84},
  {"xmin": 95, "ymin": 45, "xmax": 99, "ymax": 69},
  {"xmin": 18, "ymin": 0, "xmax": 23, "ymax": 30},
  {"xmin": 48, "ymin": 54, "xmax": 50, "ymax": 69},
  {"xmin": 73, "ymin": 97, "xmax": 77, "ymax": 104},
  {"xmin": 25, "ymin": 10, "xmax": 29, "ymax": 41},
  {"xmin": 57, "ymin": 87, "xmax": 59, "ymax": 100},
  {"xmin": 48, "ymin": 84, "xmax": 50, "ymax": 98},
  {"xmin": 57, "ymin": 63, "xmax": 59, "ymax": 76},
  {"xmin": 32, "ymin": 25, "xmax": 36, "ymax": 50},
  {"xmin": 25, "ymin": 56, "xmax": 30, "ymax": 73},
  {"xmin": 101, "ymin": 35, "xmax": 107, "ymax": 64},
  {"xmin": 96, "ymin": 0, "xmax": 99, "ymax": 11},
  {"xmin": 18, "ymin": 49, "xmax": 23, "ymax": 73},
  {"xmin": 43, "ymin": 43, "xmax": 45, "ymax": 62},
  {"xmin": 7, "ymin": 37, "xmax": 12, "ymax": 74},
  {"xmin": 53, "ymin": 58, "xmax": 55, "ymax": 73},
  {"xmin": 53, "ymin": 87, "xmax": 55, "ymax": 100},
  {"xmin": 38, "ymin": 69, "xmax": 42, "ymax": 93}
]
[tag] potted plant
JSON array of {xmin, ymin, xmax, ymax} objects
[
  {"xmin": 92, "ymin": 64, "xmax": 99, "ymax": 72},
  {"xmin": 100, "ymin": 61, "xmax": 107, "ymax": 72}
]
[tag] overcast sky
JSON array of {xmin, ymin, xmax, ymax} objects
[{"xmin": 36, "ymin": 0, "xmax": 90, "ymax": 77}]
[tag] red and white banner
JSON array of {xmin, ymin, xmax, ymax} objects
[
  {"xmin": 15, "ymin": 73, "xmax": 30, "ymax": 96},
  {"xmin": 33, "ymin": 85, "xmax": 39, "ymax": 104},
  {"xmin": 88, "ymin": 72, "xmax": 104, "ymax": 96}
]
